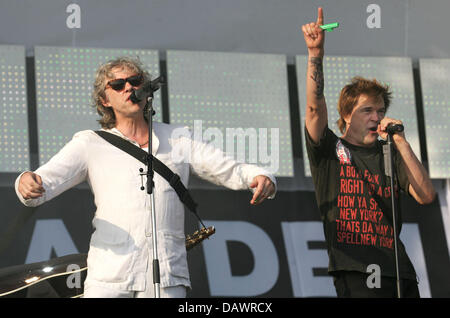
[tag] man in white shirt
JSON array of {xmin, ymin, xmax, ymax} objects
[{"xmin": 15, "ymin": 57, "xmax": 276, "ymax": 298}]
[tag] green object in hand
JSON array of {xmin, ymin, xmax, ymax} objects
[{"xmin": 320, "ymin": 22, "xmax": 339, "ymax": 32}]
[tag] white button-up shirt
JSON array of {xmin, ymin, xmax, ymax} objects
[{"xmin": 15, "ymin": 122, "xmax": 276, "ymax": 291}]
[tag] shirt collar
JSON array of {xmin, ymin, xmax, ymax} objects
[{"xmin": 102, "ymin": 126, "xmax": 159, "ymax": 155}]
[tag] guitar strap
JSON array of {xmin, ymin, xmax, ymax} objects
[{"xmin": 94, "ymin": 130, "xmax": 204, "ymax": 226}]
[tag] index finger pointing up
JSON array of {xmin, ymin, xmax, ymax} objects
[{"xmin": 317, "ymin": 7, "xmax": 324, "ymax": 25}]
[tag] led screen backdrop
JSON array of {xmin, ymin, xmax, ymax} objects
[
  {"xmin": 167, "ymin": 50, "xmax": 293, "ymax": 177},
  {"xmin": 296, "ymin": 56, "xmax": 420, "ymax": 177},
  {"xmin": 0, "ymin": 45, "xmax": 29, "ymax": 172},
  {"xmin": 419, "ymin": 58, "xmax": 450, "ymax": 178},
  {"xmin": 34, "ymin": 46, "xmax": 161, "ymax": 165}
]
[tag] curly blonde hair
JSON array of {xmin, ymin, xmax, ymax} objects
[{"xmin": 91, "ymin": 56, "xmax": 152, "ymax": 129}]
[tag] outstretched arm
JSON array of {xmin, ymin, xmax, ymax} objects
[{"xmin": 302, "ymin": 7, "xmax": 328, "ymax": 143}]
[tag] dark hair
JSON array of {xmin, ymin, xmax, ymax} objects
[{"xmin": 337, "ymin": 76, "xmax": 392, "ymax": 133}]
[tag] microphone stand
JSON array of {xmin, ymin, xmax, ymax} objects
[
  {"xmin": 132, "ymin": 78, "xmax": 164, "ymax": 298},
  {"xmin": 383, "ymin": 132, "xmax": 401, "ymax": 298},
  {"xmin": 145, "ymin": 91, "xmax": 160, "ymax": 298}
]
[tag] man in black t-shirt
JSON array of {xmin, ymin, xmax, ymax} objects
[{"xmin": 301, "ymin": 8, "xmax": 436, "ymax": 298}]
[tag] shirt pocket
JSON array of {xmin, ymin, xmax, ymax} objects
[
  {"xmin": 87, "ymin": 220, "xmax": 134, "ymax": 283},
  {"xmin": 159, "ymin": 232, "xmax": 189, "ymax": 280}
]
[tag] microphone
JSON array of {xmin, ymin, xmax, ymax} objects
[
  {"xmin": 386, "ymin": 124, "xmax": 404, "ymax": 134},
  {"xmin": 130, "ymin": 76, "xmax": 165, "ymax": 103}
]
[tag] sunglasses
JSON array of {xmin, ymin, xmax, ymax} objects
[{"xmin": 106, "ymin": 74, "xmax": 143, "ymax": 91}]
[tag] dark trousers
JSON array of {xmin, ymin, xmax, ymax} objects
[{"xmin": 332, "ymin": 271, "xmax": 420, "ymax": 298}]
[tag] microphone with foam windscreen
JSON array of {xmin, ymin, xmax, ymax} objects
[{"xmin": 129, "ymin": 76, "xmax": 165, "ymax": 103}]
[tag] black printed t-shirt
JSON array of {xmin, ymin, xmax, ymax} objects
[{"xmin": 305, "ymin": 126, "xmax": 417, "ymax": 280}]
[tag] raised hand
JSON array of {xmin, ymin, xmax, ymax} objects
[{"xmin": 302, "ymin": 7, "xmax": 325, "ymax": 54}]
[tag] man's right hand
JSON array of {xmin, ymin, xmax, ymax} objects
[
  {"xmin": 303, "ymin": 7, "xmax": 328, "ymax": 144},
  {"xmin": 18, "ymin": 172, "xmax": 45, "ymax": 200},
  {"xmin": 301, "ymin": 7, "xmax": 325, "ymax": 56}
]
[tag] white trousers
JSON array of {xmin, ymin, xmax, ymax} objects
[
  {"xmin": 83, "ymin": 284, "xmax": 186, "ymax": 298},
  {"xmin": 83, "ymin": 235, "xmax": 188, "ymax": 298}
]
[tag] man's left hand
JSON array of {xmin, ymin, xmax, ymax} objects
[
  {"xmin": 249, "ymin": 175, "xmax": 275, "ymax": 205},
  {"xmin": 378, "ymin": 117, "xmax": 406, "ymax": 143}
]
